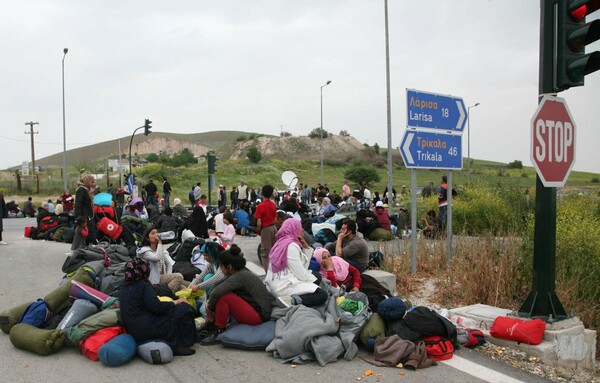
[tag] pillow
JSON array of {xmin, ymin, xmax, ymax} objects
[
  {"xmin": 217, "ymin": 321, "xmax": 276, "ymax": 350},
  {"xmin": 359, "ymin": 312, "xmax": 386, "ymax": 348},
  {"xmin": 56, "ymin": 299, "xmax": 99, "ymax": 330},
  {"xmin": 9, "ymin": 323, "xmax": 66, "ymax": 356},
  {"xmin": 137, "ymin": 341, "xmax": 173, "ymax": 364},
  {"xmin": 98, "ymin": 334, "xmax": 137, "ymax": 367},
  {"xmin": 0, "ymin": 301, "xmax": 33, "ymax": 334}
]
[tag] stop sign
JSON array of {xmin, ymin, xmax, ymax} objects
[{"xmin": 531, "ymin": 96, "xmax": 576, "ymax": 187}]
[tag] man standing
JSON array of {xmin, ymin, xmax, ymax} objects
[
  {"xmin": 162, "ymin": 177, "xmax": 172, "ymax": 208},
  {"xmin": 438, "ymin": 175, "xmax": 457, "ymax": 226},
  {"xmin": 254, "ymin": 185, "xmax": 277, "ymax": 272},
  {"xmin": 327, "ymin": 218, "xmax": 369, "ymax": 272},
  {"xmin": 237, "ymin": 181, "xmax": 248, "ymax": 204},
  {"xmin": 144, "ymin": 179, "xmax": 158, "ymax": 208}
]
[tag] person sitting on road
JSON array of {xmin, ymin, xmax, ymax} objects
[
  {"xmin": 264, "ymin": 218, "xmax": 328, "ymax": 308},
  {"xmin": 178, "ymin": 205, "xmax": 209, "ymax": 240},
  {"xmin": 155, "ymin": 207, "xmax": 182, "ymax": 237},
  {"xmin": 325, "ymin": 218, "xmax": 369, "ymax": 272},
  {"xmin": 119, "ymin": 257, "xmax": 197, "ymax": 356},
  {"xmin": 199, "ymin": 248, "xmax": 273, "ymax": 345},
  {"xmin": 137, "ymin": 227, "xmax": 185, "ymax": 295},
  {"xmin": 22, "ymin": 196, "xmax": 35, "ymax": 218},
  {"xmin": 172, "ymin": 197, "xmax": 189, "ymax": 219},
  {"xmin": 215, "ymin": 211, "xmax": 236, "ymax": 246},
  {"xmin": 190, "ymin": 242, "xmax": 229, "ymax": 294},
  {"xmin": 312, "ymin": 247, "xmax": 362, "ymax": 293},
  {"xmin": 372, "ymin": 201, "xmax": 392, "ymax": 232}
]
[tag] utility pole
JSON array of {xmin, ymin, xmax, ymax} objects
[{"xmin": 24, "ymin": 121, "xmax": 39, "ymax": 174}]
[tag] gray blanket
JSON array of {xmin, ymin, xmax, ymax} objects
[{"xmin": 266, "ymin": 291, "xmax": 358, "ymax": 366}]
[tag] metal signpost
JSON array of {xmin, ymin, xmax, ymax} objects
[{"xmin": 402, "ymin": 89, "xmax": 466, "ymax": 272}]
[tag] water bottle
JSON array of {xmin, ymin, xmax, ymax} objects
[{"xmin": 158, "ymin": 231, "xmax": 175, "ymax": 241}]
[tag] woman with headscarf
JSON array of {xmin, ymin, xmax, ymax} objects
[
  {"xmin": 178, "ymin": 205, "xmax": 209, "ymax": 240},
  {"xmin": 312, "ymin": 247, "xmax": 362, "ymax": 292},
  {"xmin": 74, "ymin": 174, "xmax": 97, "ymax": 244},
  {"xmin": 119, "ymin": 257, "xmax": 198, "ymax": 356},
  {"xmin": 264, "ymin": 219, "xmax": 327, "ymax": 308},
  {"xmin": 190, "ymin": 242, "xmax": 229, "ymax": 293}
]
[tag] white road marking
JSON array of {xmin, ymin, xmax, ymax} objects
[{"xmin": 442, "ymin": 355, "xmax": 526, "ymax": 383}]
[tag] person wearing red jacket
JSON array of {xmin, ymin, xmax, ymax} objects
[{"xmin": 61, "ymin": 189, "xmax": 74, "ymax": 213}]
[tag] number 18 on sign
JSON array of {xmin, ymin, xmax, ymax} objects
[{"xmin": 531, "ymin": 96, "xmax": 576, "ymax": 187}]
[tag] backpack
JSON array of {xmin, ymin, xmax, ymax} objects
[
  {"xmin": 19, "ymin": 299, "xmax": 52, "ymax": 328},
  {"xmin": 24, "ymin": 226, "xmax": 36, "ymax": 238},
  {"xmin": 423, "ymin": 335, "xmax": 454, "ymax": 361},
  {"xmin": 40, "ymin": 216, "xmax": 59, "ymax": 231},
  {"xmin": 369, "ymin": 251, "xmax": 384, "ymax": 268},
  {"xmin": 314, "ymin": 228, "xmax": 336, "ymax": 246},
  {"xmin": 97, "ymin": 217, "xmax": 123, "ymax": 240},
  {"xmin": 79, "ymin": 326, "xmax": 124, "ymax": 361}
]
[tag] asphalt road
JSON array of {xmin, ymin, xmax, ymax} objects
[{"xmin": 0, "ymin": 218, "xmax": 552, "ymax": 383}]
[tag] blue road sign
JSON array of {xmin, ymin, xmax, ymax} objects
[
  {"xmin": 406, "ymin": 89, "xmax": 467, "ymax": 132},
  {"xmin": 399, "ymin": 130, "xmax": 463, "ymax": 169}
]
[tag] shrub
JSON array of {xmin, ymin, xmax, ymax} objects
[
  {"xmin": 247, "ymin": 147, "xmax": 262, "ymax": 163},
  {"xmin": 236, "ymin": 135, "xmax": 247, "ymax": 142},
  {"xmin": 344, "ymin": 166, "xmax": 381, "ymax": 187}
]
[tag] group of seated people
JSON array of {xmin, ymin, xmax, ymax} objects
[{"xmin": 121, "ymin": 213, "xmax": 389, "ymax": 356}]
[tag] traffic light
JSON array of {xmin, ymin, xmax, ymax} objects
[
  {"xmin": 144, "ymin": 119, "xmax": 152, "ymax": 136},
  {"xmin": 556, "ymin": 0, "xmax": 600, "ymax": 91},
  {"xmin": 207, "ymin": 153, "xmax": 218, "ymax": 174}
]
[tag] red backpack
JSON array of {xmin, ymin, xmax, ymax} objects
[
  {"xmin": 40, "ymin": 216, "xmax": 59, "ymax": 231},
  {"xmin": 423, "ymin": 335, "xmax": 454, "ymax": 361},
  {"xmin": 79, "ymin": 326, "xmax": 124, "ymax": 361}
]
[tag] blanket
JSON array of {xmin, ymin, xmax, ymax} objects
[
  {"xmin": 266, "ymin": 290, "xmax": 358, "ymax": 366},
  {"xmin": 62, "ymin": 243, "xmax": 131, "ymax": 274}
]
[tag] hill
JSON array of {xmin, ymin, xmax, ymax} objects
[{"xmin": 30, "ymin": 131, "xmax": 369, "ymax": 167}]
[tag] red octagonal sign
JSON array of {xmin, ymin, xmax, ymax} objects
[{"xmin": 531, "ymin": 96, "xmax": 576, "ymax": 187}]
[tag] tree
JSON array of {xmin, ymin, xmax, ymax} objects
[
  {"xmin": 308, "ymin": 128, "xmax": 329, "ymax": 139},
  {"xmin": 146, "ymin": 153, "xmax": 159, "ymax": 163},
  {"xmin": 281, "ymin": 131, "xmax": 292, "ymax": 137},
  {"xmin": 339, "ymin": 130, "xmax": 350, "ymax": 137},
  {"xmin": 344, "ymin": 166, "xmax": 381, "ymax": 187},
  {"xmin": 247, "ymin": 146, "xmax": 262, "ymax": 163},
  {"xmin": 373, "ymin": 143, "xmax": 380, "ymax": 155},
  {"xmin": 508, "ymin": 160, "xmax": 523, "ymax": 169}
]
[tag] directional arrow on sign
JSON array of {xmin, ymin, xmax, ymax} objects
[
  {"xmin": 406, "ymin": 89, "xmax": 467, "ymax": 132},
  {"xmin": 399, "ymin": 130, "xmax": 463, "ymax": 170}
]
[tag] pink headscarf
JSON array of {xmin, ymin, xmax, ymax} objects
[
  {"xmin": 312, "ymin": 247, "xmax": 350, "ymax": 281},
  {"xmin": 269, "ymin": 219, "xmax": 302, "ymax": 274}
]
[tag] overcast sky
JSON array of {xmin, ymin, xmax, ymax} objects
[{"xmin": 1, "ymin": 0, "xmax": 599, "ymax": 174}]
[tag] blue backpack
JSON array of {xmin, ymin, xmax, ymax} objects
[{"xmin": 19, "ymin": 299, "xmax": 52, "ymax": 327}]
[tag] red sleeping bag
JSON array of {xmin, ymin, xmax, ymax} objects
[
  {"xmin": 490, "ymin": 316, "xmax": 546, "ymax": 345},
  {"xmin": 97, "ymin": 217, "xmax": 123, "ymax": 240}
]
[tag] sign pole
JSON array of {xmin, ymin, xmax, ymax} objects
[
  {"xmin": 410, "ymin": 169, "xmax": 417, "ymax": 274},
  {"xmin": 518, "ymin": 0, "xmax": 567, "ymax": 321},
  {"xmin": 446, "ymin": 171, "xmax": 453, "ymax": 263}
]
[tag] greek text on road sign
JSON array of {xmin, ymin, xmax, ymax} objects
[
  {"xmin": 399, "ymin": 130, "xmax": 463, "ymax": 169},
  {"xmin": 531, "ymin": 96, "xmax": 576, "ymax": 187},
  {"xmin": 406, "ymin": 89, "xmax": 467, "ymax": 132}
]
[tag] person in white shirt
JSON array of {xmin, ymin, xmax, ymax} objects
[{"xmin": 213, "ymin": 206, "xmax": 227, "ymax": 233}]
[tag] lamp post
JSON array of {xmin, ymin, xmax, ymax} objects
[
  {"xmin": 320, "ymin": 80, "xmax": 332, "ymax": 185},
  {"xmin": 62, "ymin": 48, "xmax": 68, "ymax": 191},
  {"xmin": 467, "ymin": 102, "xmax": 480, "ymax": 183}
]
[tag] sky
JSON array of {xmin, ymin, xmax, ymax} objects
[{"xmin": 1, "ymin": 0, "xmax": 599, "ymax": 174}]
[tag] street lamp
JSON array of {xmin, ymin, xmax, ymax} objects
[
  {"xmin": 62, "ymin": 48, "xmax": 68, "ymax": 191},
  {"xmin": 467, "ymin": 102, "xmax": 480, "ymax": 183},
  {"xmin": 320, "ymin": 80, "xmax": 332, "ymax": 185}
]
